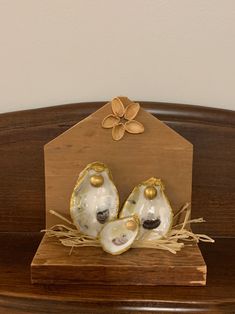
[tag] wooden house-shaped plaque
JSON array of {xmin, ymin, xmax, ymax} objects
[{"xmin": 31, "ymin": 98, "xmax": 207, "ymax": 286}]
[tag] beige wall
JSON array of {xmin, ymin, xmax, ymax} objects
[{"xmin": 0, "ymin": 0, "xmax": 234, "ymax": 113}]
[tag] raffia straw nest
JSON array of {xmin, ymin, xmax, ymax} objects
[{"xmin": 43, "ymin": 203, "xmax": 214, "ymax": 255}]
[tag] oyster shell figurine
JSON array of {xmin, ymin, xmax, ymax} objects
[
  {"xmin": 70, "ymin": 162, "xmax": 119, "ymax": 237},
  {"xmin": 100, "ymin": 216, "xmax": 139, "ymax": 255},
  {"xmin": 120, "ymin": 178, "xmax": 173, "ymax": 240}
]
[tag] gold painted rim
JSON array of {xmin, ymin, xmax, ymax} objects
[
  {"xmin": 119, "ymin": 177, "xmax": 173, "ymax": 240},
  {"xmin": 70, "ymin": 161, "xmax": 119, "ymax": 231},
  {"xmin": 99, "ymin": 215, "xmax": 139, "ymax": 255}
]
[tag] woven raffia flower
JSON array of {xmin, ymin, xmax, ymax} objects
[{"xmin": 102, "ymin": 97, "xmax": 145, "ymax": 141}]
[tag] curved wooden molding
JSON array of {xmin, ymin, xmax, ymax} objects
[
  {"xmin": 0, "ymin": 102, "xmax": 235, "ymax": 313},
  {"xmin": 1, "ymin": 102, "xmax": 234, "ymax": 130}
]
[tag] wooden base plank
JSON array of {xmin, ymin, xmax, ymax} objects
[{"xmin": 31, "ymin": 234, "xmax": 206, "ymax": 286}]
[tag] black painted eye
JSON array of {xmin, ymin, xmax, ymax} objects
[
  {"xmin": 128, "ymin": 199, "xmax": 136, "ymax": 204},
  {"xmin": 96, "ymin": 209, "xmax": 109, "ymax": 224},
  {"xmin": 112, "ymin": 234, "xmax": 128, "ymax": 246},
  {"xmin": 143, "ymin": 218, "xmax": 161, "ymax": 229}
]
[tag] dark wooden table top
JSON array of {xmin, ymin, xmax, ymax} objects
[
  {"xmin": 0, "ymin": 233, "xmax": 234, "ymax": 313},
  {"xmin": 0, "ymin": 101, "xmax": 234, "ymax": 313}
]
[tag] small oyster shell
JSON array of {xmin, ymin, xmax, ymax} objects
[
  {"xmin": 99, "ymin": 216, "xmax": 139, "ymax": 255},
  {"xmin": 119, "ymin": 178, "xmax": 173, "ymax": 241},
  {"xmin": 70, "ymin": 162, "xmax": 119, "ymax": 237}
]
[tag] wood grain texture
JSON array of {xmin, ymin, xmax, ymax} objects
[
  {"xmin": 44, "ymin": 103, "xmax": 192, "ymax": 228},
  {"xmin": 1, "ymin": 102, "xmax": 235, "ymax": 313},
  {"xmin": 31, "ymin": 234, "xmax": 206, "ymax": 286},
  {"xmin": 1, "ymin": 232, "xmax": 234, "ymax": 313},
  {"xmin": 0, "ymin": 102, "xmax": 234, "ymax": 236}
]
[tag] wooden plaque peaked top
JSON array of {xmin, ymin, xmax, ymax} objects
[
  {"xmin": 44, "ymin": 99, "xmax": 193, "ymax": 228},
  {"xmin": 31, "ymin": 98, "xmax": 207, "ymax": 286}
]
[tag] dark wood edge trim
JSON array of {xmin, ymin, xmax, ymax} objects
[
  {"xmin": 0, "ymin": 102, "xmax": 234, "ymax": 131},
  {"xmin": 0, "ymin": 292, "xmax": 234, "ymax": 313}
]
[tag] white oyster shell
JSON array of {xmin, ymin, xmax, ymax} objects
[
  {"xmin": 70, "ymin": 162, "xmax": 119, "ymax": 237},
  {"xmin": 100, "ymin": 216, "xmax": 139, "ymax": 255},
  {"xmin": 120, "ymin": 178, "xmax": 173, "ymax": 240}
]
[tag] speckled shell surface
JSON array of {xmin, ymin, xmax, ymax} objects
[
  {"xmin": 120, "ymin": 178, "xmax": 173, "ymax": 240},
  {"xmin": 99, "ymin": 216, "xmax": 139, "ymax": 255},
  {"xmin": 70, "ymin": 162, "xmax": 119, "ymax": 237}
]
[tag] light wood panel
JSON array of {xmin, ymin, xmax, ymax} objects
[
  {"xmin": 44, "ymin": 103, "xmax": 192, "ymax": 228},
  {"xmin": 0, "ymin": 102, "xmax": 234, "ymax": 236}
]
